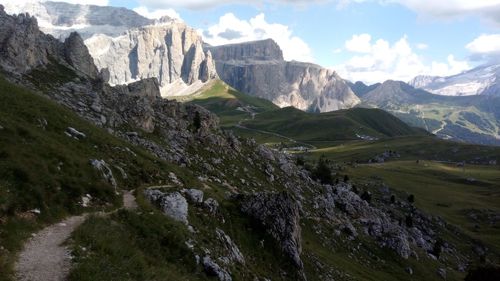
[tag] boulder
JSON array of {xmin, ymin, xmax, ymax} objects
[
  {"xmin": 159, "ymin": 192, "xmax": 189, "ymax": 224},
  {"xmin": 65, "ymin": 127, "xmax": 86, "ymax": 139},
  {"xmin": 202, "ymin": 256, "xmax": 232, "ymax": 281}
]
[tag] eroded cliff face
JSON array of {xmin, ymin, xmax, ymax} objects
[
  {"xmin": 207, "ymin": 39, "xmax": 360, "ymax": 112},
  {"xmin": 85, "ymin": 20, "xmax": 218, "ymax": 97},
  {"xmin": 0, "ymin": 6, "xmax": 98, "ymax": 80}
]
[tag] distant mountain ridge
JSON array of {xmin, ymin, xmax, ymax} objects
[
  {"xmin": 409, "ymin": 64, "xmax": 500, "ymax": 96},
  {"xmin": 3, "ymin": 0, "xmax": 153, "ymax": 40},
  {"xmin": 359, "ymin": 80, "xmax": 500, "ymax": 145},
  {"xmin": 206, "ymin": 39, "xmax": 361, "ymax": 112}
]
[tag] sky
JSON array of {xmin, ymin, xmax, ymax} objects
[{"xmin": 7, "ymin": 0, "xmax": 500, "ymax": 84}]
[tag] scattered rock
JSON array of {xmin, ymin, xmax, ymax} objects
[
  {"xmin": 216, "ymin": 228, "xmax": 245, "ymax": 264},
  {"xmin": 405, "ymin": 267, "xmax": 413, "ymax": 275},
  {"xmin": 169, "ymin": 172, "xmax": 183, "ymax": 186},
  {"xmin": 65, "ymin": 127, "xmax": 86, "ymax": 139},
  {"xmin": 183, "ymin": 189, "xmax": 204, "ymax": 204},
  {"xmin": 437, "ymin": 268, "xmax": 446, "ymax": 279},
  {"xmin": 204, "ymin": 198, "xmax": 219, "ymax": 214},
  {"xmin": 202, "ymin": 256, "xmax": 232, "ymax": 281},
  {"xmin": 81, "ymin": 194, "xmax": 92, "ymax": 207},
  {"xmin": 89, "ymin": 159, "xmax": 117, "ymax": 189}
]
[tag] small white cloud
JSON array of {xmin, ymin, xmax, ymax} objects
[
  {"xmin": 416, "ymin": 43, "xmax": 428, "ymax": 50},
  {"xmin": 466, "ymin": 34, "xmax": 500, "ymax": 55},
  {"xmin": 137, "ymin": 0, "xmax": 325, "ymax": 10},
  {"xmin": 203, "ymin": 13, "xmax": 313, "ymax": 62},
  {"xmin": 334, "ymin": 34, "xmax": 470, "ymax": 84},
  {"xmin": 333, "ymin": 48, "xmax": 342, "ymax": 54},
  {"xmin": 133, "ymin": 6, "xmax": 182, "ymax": 20},
  {"xmin": 345, "ymin": 33, "xmax": 372, "ymax": 53}
]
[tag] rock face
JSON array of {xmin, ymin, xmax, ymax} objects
[
  {"xmin": 0, "ymin": 6, "xmax": 97, "ymax": 79},
  {"xmin": 63, "ymin": 32, "xmax": 99, "ymax": 78},
  {"xmin": 241, "ymin": 192, "xmax": 303, "ymax": 269},
  {"xmin": 206, "ymin": 39, "xmax": 360, "ymax": 112},
  {"xmin": 3, "ymin": 0, "xmax": 153, "ymax": 40},
  {"xmin": 84, "ymin": 20, "xmax": 218, "ymax": 97}
]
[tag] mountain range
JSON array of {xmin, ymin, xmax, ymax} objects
[{"xmin": 4, "ymin": 0, "xmax": 500, "ymax": 147}]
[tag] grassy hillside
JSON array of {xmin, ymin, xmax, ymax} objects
[
  {"xmin": 0, "ymin": 76, "xmax": 182, "ymax": 281},
  {"xmin": 241, "ymin": 106, "xmax": 428, "ymax": 144},
  {"xmin": 179, "ymin": 80, "xmax": 278, "ymax": 127},
  {"xmin": 310, "ymin": 136, "xmax": 500, "ymax": 163}
]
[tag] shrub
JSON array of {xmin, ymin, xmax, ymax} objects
[{"xmin": 312, "ymin": 156, "xmax": 333, "ymax": 185}]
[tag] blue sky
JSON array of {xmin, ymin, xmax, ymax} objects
[{"xmin": 17, "ymin": 0, "xmax": 500, "ymax": 83}]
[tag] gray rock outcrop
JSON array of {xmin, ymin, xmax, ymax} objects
[
  {"xmin": 206, "ymin": 39, "xmax": 360, "ymax": 112},
  {"xmin": 202, "ymin": 256, "xmax": 232, "ymax": 281},
  {"xmin": 0, "ymin": 6, "xmax": 97, "ymax": 79},
  {"xmin": 90, "ymin": 159, "xmax": 117, "ymax": 189},
  {"xmin": 241, "ymin": 191, "xmax": 303, "ymax": 269},
  {"xmin": 63, "ymin": 32, "xmax": 99, "ymax": 78}
]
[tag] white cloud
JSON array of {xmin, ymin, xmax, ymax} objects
[
  {"xmin": 133, "ymin": 6, "xmax": 182, "ymax": 20},
  {"xmin": 136, "ymin": 0, "xmax": 324, "ymax": 10},
  {"xmin": 466, "ymin": 34, "xmax": 500, "ymax": 55},
  {"xmin": 203, "ymin": 13, "xmax": 313, "ymax": 62},
  {"xmin": 340, "ymin": 0, "xmax": 500, "ymax": 24},
  {"xmin": 334, "ymin": 34, "xmax": 470, "ymax": 84},
  {"xmin": 3, "ymin": 0, "xmax": 109, "ymax": 6},
  {"xmin": 416, "ymin": 43, "xmax": 428, "ymax": 50},
  {"xmin": 345, "ymin": 33, "xmax": 372, "ymax": 53}
]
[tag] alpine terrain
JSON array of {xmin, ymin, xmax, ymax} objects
[{"xmin": 0, "ymin": 2, "xmax": 499, "ymax": 281}]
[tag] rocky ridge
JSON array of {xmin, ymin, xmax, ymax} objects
[{"xmin": 206, "ymin": 39, "xmax": 360, "ymax": 112}]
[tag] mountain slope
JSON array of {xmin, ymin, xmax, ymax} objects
[
  {"xmin": 360, "ymin": 80, "xmax": 500, "ymax": 145},
  {"xmin": 347, "ymin": 81, "xmax": 381, "ymax": 98},
  {"xmin": 241, "ymin": 106, "xmax": 427, "ymax": 143},
  {"xmin": 206, "ymin": 39, "xmax": 360, "ymax": 112},
  {"xmin": 409, "ymin": 64, "xmax": 500, "ymax": 96},
  {"xmin": 179, "ymin": 80, "xmax": 279, "ymax": 127}
]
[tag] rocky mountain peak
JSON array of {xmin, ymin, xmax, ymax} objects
[
  {"xmin": 207, "ymin": 38, "xmax": 284, "ymax": 61},
  {"xmin": 207, "ymin": 40, "xmax": 360, "ymax": 112},
  {"xmin": 63, "ymin": 32, "xmax": 99, "ymax": 78}
]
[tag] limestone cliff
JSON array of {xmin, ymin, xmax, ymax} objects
[
  {"xmin": 206, "ymin": 39, "xmax": 360, "ymax": 112},
  {"xmin": 85, "ymin": 20, "xmax": 218, "ymax": 97}
]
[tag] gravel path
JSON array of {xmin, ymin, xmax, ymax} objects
[
  {"xmin": 15, "ymin": 215, "xmax": 86, "ymax": 281},
  {"xmin": 15, "ymin": 191, "xmax": 137, "ymax": 281}
]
